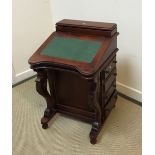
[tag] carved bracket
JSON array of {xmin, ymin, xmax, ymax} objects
[
  {"xmin": 88, "ymin": 76, "xmax": 102, "ymax": 144},
  {"xmin": 34, "ymin": 69, "xmax": 56, "ymax": 129}
]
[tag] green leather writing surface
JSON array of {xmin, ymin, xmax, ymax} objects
[{"xmin": 41, "ymin": 36, "xmax": 102, "ymax": 63}]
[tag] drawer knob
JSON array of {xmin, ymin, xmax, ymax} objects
[
  {"xmin": 113, "ymin": 60, "xmax": 117, "ymax": 63},
  {"xmin": 109, "ymin": 65, "xmax": 112, "ymax": 69},
  {"xmin": 105, "ymin": 70, "xmax": 109, "ymax": 74}
]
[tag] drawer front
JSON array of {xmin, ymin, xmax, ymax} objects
[
  {"xmin": 105, "ymin": 56, "xmax": 117, "ymax": 79},
  {"xmin": 103, "ymin": 80, "xmax": 116, "ymax": 104},
  {"xmin": 103, "ymin": 68, "xmax": 117, "ymax": 92},
  {"xmin": 104, "ymin": 90, "xmax": 117, "ymax": 118}
]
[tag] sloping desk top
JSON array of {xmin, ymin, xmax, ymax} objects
[{"xmin": 28, "ymin": 19, "xmax": 118, "ymax": 77}]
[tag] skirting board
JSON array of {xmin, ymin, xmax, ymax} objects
[
  {"xmin": 12, "ymin": 69, "xmax": 142, "ymax": 102},
  {"xmin": 13, "ymin": 69, "xmax": 36, "ymax": 85},
  {"xmin": 116, "ymin": 81, "xmax": 142, "ymax": 102}
]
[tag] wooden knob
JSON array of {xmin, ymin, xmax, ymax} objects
[
  {"xmin": 113, "ymin": 60, "xmax": 117, "ymax": 63},
  {"xmin": 105, "ymin": 70, "xmax": 109, "ymax": 74},
  {"xmin": 109, "ymin": 65, "xmax": 112, "ymax": 69}
]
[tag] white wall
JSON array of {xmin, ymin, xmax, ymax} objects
[
  {"xmin": 51, "ymin": 0, "xmax": 142, "ymax": 101},
  {"xmin": 12, "ymin": 0, "xmax": 53, "ymax": 84}
]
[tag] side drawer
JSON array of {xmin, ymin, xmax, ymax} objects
[
  {"xmin": 103, "ymin": 68, "xmax": 117, "ymax": 92},
  {"xmin": 104, "ymin": 56, "xmax": 117, "ymax": 79},
  {"xmin": 104, "ymin": 90, "xmax": 117, "ymax": 118},
  {"xmin": 103, "ymin": 80, "xmax": 116, "ymax": 104}
]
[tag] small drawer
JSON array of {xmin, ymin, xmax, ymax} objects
[
  {"xmin": 104, "ymin": 90, "xmax": 117, "ymax": 117},
  {"xmin": 104, "ymin": 56, "xmax": 117, "ymax": 79},
  {"xmin": 103, "ymin": 80, "xmax": 116, "ymax": 104},
  {"xmin": 103, "ymin": 68, "xmax": 117, "ymax": 92}
]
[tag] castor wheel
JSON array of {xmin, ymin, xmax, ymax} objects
[
  {"xmin": 42, "ymin": 123, "xmax": 48, "ymax": 129},
  {"xmin": 90, "ymin": 137, "xmax": 97, "ymax": 145}
]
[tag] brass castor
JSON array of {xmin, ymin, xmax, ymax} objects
[{"xmin": 42, "ymin": 123, "xmax": 48, "ymax": 129}]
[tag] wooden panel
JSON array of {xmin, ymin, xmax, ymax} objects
[
  {"xmin": 57, "ymin": 109, "xmax": 94, "ymax": 123},
  {"xmin": 56, "ymin": 104, "xmax": 95, "ymax": 118},
  {"xmin": 53, "ymin": 70, "xmax": 93, "ymax": 112}
]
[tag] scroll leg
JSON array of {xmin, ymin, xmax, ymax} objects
[
  {"xmin": 88, "ymin": 78, "xmax": 102, "ymax": 144},
  {"xmin": 35, "ymin": 70, "xmax": 56, "ymax": 129}
]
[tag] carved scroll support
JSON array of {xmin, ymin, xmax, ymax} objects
[
  {"xmin": 34, "ymin": 69, "xmax": 56, "ymax": 129},
  {"xmin": 88, "ymin": 76, "xmax": 102, "ymax": 144}
]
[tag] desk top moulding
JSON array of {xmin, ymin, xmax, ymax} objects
[
  {"xmin": 29, "ymin": 19, "xmax": 119, "ymax": 78},
  {"xmin": 28, "ymin": 19, "xmax": 119, "ymax": 144}
]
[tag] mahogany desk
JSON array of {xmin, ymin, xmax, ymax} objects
[{"xmin": 28, "ymin": 19, "xmax": 119, "ymax": 144}]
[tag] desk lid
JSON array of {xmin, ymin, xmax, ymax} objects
[
  {"xmin": 29, "ymin": 19, "xmax": 119, "ymax": 77},
  {"xmin": 56, "ymin": 19, "xmax": 116, "ymax": 31},
  {"xmin": 41, "ymin": 36, "xmax": 102, "ymax": 63}
]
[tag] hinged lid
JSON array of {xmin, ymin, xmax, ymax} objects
[
  {"xmin": 56, "ymin": 19, "xmax": 117, "ymax": 31},
  {"xmin": 56, "ymin": 19, "xmax": 117, "ymax": 37},
  {"xmin": 29, "ymin": 19, "xmax": 119, "ymax": 77}
]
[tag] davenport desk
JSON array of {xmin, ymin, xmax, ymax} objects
[{"xmin": 28, "ymin": 19, "xmax": 119, "ymax": 144}]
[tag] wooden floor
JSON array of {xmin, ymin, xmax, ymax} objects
[{"xmin": 13, "ymin": 78, "xmax": 142, "ymax": 155}]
